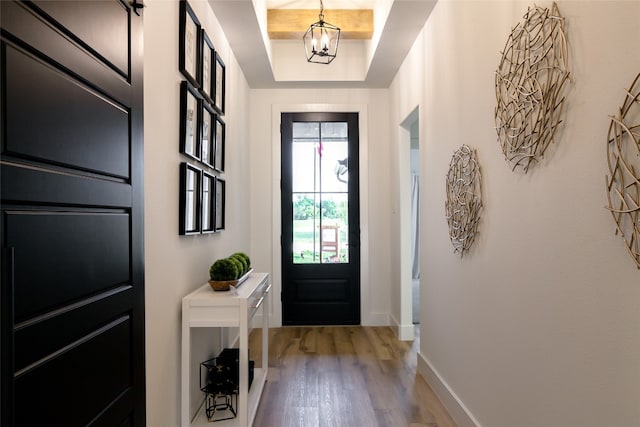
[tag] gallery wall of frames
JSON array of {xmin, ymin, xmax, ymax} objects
[{"xmin": 178, "ymin": 0, "xmax": 227, "ymax": 235}]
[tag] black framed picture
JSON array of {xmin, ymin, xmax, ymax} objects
[
  {"xmin": 200, "ymin": 29, "xmax": 215, "ymax": 105},
  {"xmin": 201, "ymin": 102, "xmax": 215, "ymax": 168},
  {"xmin": 179, "ymin": 0, "xmax": 200, "ymax": 88},
  {"xmin": 202, "ymin": 171, "xmax": 215, "ymax": 233},
  {"xmin": 213, "ymin": 51, "xmax": 225, "ymax": 115},
  {"xmin": 180, "ymin": 81, "xmax": 201, "ymax": 160},
  {"xmin": 214, "ymin": 176, "xmax": 225, "ymax": 231},
  {"xmin": 213, "ymin": 114, "xmax": 225, "ymax": 172},
  {"xmin": 179, "ymin": 162, "xmax": 202, "ymax": 235}
]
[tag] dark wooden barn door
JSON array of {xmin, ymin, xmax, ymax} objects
[{"xmin": 1, "ymin": 1, "xmax": 145, "ymax": 425}]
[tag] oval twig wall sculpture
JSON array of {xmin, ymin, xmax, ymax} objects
[
  {"xmin": 605, "ymin": 72, "xmax": 640, "ymax": 269},
  {"xmin": 445, "ymin": 145, "xmax": 483, "ymax": 257},
  {"xmin": 495, "ymin": 2, "xmax": 570, "ymax": 172}
]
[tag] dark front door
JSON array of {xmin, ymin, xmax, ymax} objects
[
  {"xmin": 281, "ymin": 112, "xmax": 360, "ymax": 325},
  {"xmin": 1, "ymin": 1, "xmax": 145, "ymax": 425}
]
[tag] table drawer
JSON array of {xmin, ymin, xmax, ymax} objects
[{"xmin": 247, "ymin": 278, "xmax": 270, "ymax": 320}]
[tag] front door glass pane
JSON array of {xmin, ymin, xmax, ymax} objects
[{"xmin": 292, "ymin": 121, "xmax": 349, "ymax": 264}]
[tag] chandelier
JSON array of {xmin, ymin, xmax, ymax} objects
[{"xmin": 303, "ymin": 0, "xmax": 340, "ymax": 64}]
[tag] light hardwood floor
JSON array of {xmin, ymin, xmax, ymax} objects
[{"xmin": 250, "ymin": 326, "xmax": 457, "ymax": 427}]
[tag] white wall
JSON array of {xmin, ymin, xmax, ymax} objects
[
  {"xmin": 389, "ymin": 41, "xmax": 426, "ymax": 339},
  {"xmin": 143, "ymin": 0, "xmax": 251, "ymax": 424},
  {"xmin": 389, "ymin": 1, "xmax": 640, "ymax": 426},
  {"xmin": 248, "ymin": 88, "xmax": 392, "ymax": 327},
  {"xmin": 271, "ymin": 40, "xmax": 369, "ymax": 82}
]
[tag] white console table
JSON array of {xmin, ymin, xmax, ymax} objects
[{"xmin": 181, "ymin": 272, "xmax": 270, "ymax": 427}]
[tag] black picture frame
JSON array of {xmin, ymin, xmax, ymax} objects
[
  {"xmin": 200, "ymin": 102, "xmax": 216, "ymax": 168},
  {"xmin": 179, "ymin": 0, "xmax": 201, "ymax": 88},
  {"xmin": 179, "ymin": 162, "xmax": 202, "ymax": 235},
  {"xmin": 200, "ymin": 29, "xmax": 215, "ymax": 105},
  {"xmin": 180, "ymin": 81, "xmax": 202, "ymax": 161},
  {"xmin": 213, "ymin": 114, "xmax": 225, "ymax": 173},
  {"xmin": 201, "ymin": 171, "xmax": 215, "ymax": 233},
  {"xmin": 213, "ymin": 51, "xmax": 225, "ymax": 115},
  {"xmin": 214, "ymin": 176, "xmax": 226, "ymax": 231}
]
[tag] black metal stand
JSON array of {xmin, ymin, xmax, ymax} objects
[
  {"xmin": 200, "ymin": 358, "xmax": 238, "ymax": 422},
  {"xmin": 203, "ymin": 390, "xmax": 237, "ymax": 421},
  {"xmin": 200, "ymin": 349, "xmax": 255, "ymax": 422}
]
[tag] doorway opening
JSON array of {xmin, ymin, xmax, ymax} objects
[
  {"xmin": 409, "ymin": 120, "xmax": 420, "ymax": 325},
  {"xmin": 398, "ymin": 108, "xmax": 419, "ymax": 340}
]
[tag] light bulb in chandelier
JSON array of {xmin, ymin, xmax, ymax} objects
[{"xmin": 320, "ymin": 30, "xmax": 330, "ymax": 52}]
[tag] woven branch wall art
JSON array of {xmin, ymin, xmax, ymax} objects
[
  {"xmin": 605, "ymin": 72, "xmax": 640, "ymax": 269},
  {"xmin": 495, "ymin": 2, "xmax": 570, "ymax": 173},
  {"xmin": 445, "ymin": 145, "xmax": 483, "ymax": 257}
]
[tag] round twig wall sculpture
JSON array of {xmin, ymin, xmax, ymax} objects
[
  {"xmin": 605, "ymin": 72, "xmax": 640, "ymax": 269},
  {"xmin": 495, "ymin": 2, "xmax": 570, "ymax": 173},
  {"xmin": 445, "ymin": 145, "xmax": 483, "ymax": 257}
]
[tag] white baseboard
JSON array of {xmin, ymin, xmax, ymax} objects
[
  {"xmin": 397, "ymin": 323, "xmax": 415, "ymax": 341},
  {"xmin": 417, "ymin": 351, "xmax": 482, "ymax": 427},
  {"xmin": 389, "ymin": 313, "xmax": 415, "ymax": 341},
  {"xmin": 251, "ymin": 313, "xmax": 275, "ymax": 328},
  {"xmin": 362, "ymin": 312, "xmax": 389, "ymax": 326}
]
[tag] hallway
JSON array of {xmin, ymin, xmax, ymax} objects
[
  {"xmin": 139, "ymin": 1, "xmax": 639, "ymax": 424},
  {"xmin": 251, "ymin": 326, "xmax": 456, "ymax": 427}
]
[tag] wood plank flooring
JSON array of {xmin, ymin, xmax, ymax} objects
[{"xmin": 250, "ymin": 326, "xmax": 457, "ymax": 427}]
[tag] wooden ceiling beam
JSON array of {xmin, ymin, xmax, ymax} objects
[{"xmin": 267, "ymin": 9, "xmax": 373, "ymax": 39}]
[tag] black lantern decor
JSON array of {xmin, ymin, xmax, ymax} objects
[
  {"xmin": 200, "ymin": 357, "xmax": 237, "ymax": 422},
  {"xmin": 303, "ymin": 0, "xmax": 341, "ymax": 64},
  {"xmin": 200, "ymin": 348, "xmax": 255, "ymax": 422}
]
